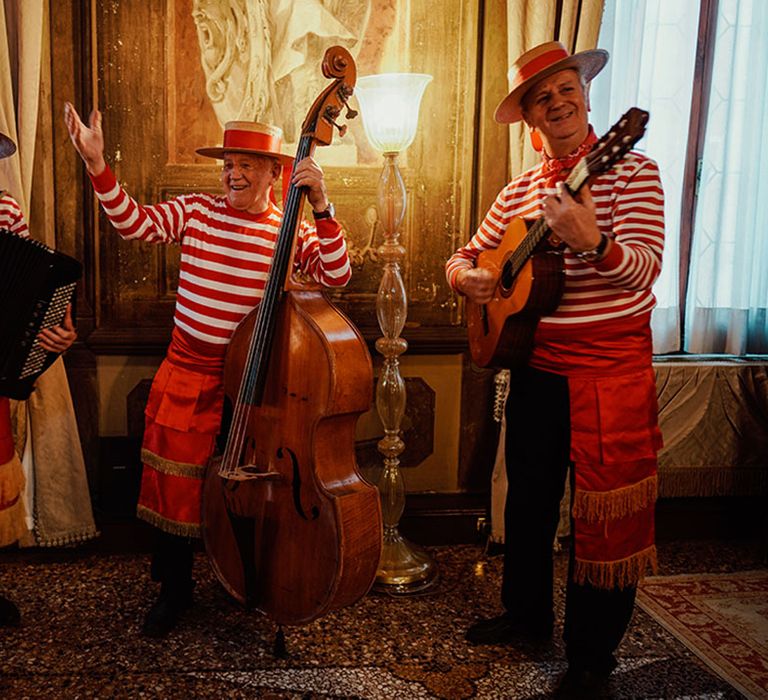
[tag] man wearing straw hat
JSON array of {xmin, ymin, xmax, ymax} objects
[
  {"xmin": 0, "ymin": 131, "xmax": 77, "ymax": 627},
  {"xmin": 64, "ymin": 104, "xmax": 350, "ymax": 638},
  {"xmin": 446, "ymin": 42, "xmax": 665, "ymax": 693}
]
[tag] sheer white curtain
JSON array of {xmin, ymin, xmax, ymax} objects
[
  {"xmin": 589, "ymin": 0, "xmax": 699, "ymax": 353},
  {"xmin": 685, "ymin": 0, "xmax": 768, "ymax": 354}
]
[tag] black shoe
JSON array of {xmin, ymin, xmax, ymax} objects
[
  {"xmin": 555, "ymin": 669, "xmax": 612, "ymax": 699},
  {"xmin": 0, "ymin": 594, "xmax": 20, "ymax": 627},
  {"xmin": 555, "ymin": 659, "xmax": 617, "ymax": 699},
  {"xmin": 465, "ymin": 613, "xmax": 553, "ymax": 645},
  {"xmin": 141, "ymin": 583, "xmax": 194, "ymax": 638}
]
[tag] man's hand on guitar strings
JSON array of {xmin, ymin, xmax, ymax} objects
[
  {"xmin": 457, "ymin": 267, "xmax": 496, "ymax": 305},
  {"xmin": 543, "ymin": 182, "xmax": 603, "ymax": 254}
]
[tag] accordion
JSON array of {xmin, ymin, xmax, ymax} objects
[{"xmin": 0, "ymin": 228, "xmax": 82, "ymax": 400}]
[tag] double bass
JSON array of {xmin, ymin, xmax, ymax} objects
[{"xmin": 201, "ymin": 46, "xmax": 382, "ymax": 640}]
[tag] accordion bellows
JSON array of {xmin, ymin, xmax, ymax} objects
[{"xmin": 0, "ymin": 229, "xmax": 82, "ymax": 400}]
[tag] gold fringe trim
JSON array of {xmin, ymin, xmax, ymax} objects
[
  {"xmin": 0, "ymin": 454, "xmax": 25, "ymax": 506},
  {"xmin": 572, "ymin": 474, "xmax": 658, "ymax": 523},
  {"xmin": 0, "ymin": 496, "xmax": 28, "ymax": 547},
  {"xmin": 574, "ymin": 545, "xmax": 658, "ymax": 590},
  {"xmin": 34, "ymin": 527, "xmax": 101, "ymax": 548},
  {"xmin": 141, "ymin": 448, "xmax": 206, "ymax": 480},
  {"xmin": 136, "ymin": 504, "xmax": 201, "ymax": 538}
]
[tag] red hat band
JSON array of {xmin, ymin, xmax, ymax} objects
[{"xmin": 512, "ymin": 47, "xmax": 570, "ymax": 90}]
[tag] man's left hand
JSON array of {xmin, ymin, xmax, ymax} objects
[
  {"xmin": 292, "ymin": 157, "xmax": 329, "ymax": 213},
  {"xmin": 37, "ymin": 304, "xmax": 76, "ymax": 354},
  {"xmin": 542, "ymin": 182, "xmax": 602, "ymax": 253}
]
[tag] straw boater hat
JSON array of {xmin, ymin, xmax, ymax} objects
[
  {"xmin": 0, "ymin": 132, "xmax": 17, "ymax": 159},
  {"xmin": 196, "ymin": 121, "xmax": 294, "ymax": 165},
  {"xmin": 495, "ymin": 41, "xmax": 609, "ymax": 124}
]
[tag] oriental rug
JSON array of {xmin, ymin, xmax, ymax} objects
[{"xmin": 637, "ymin": 570, "xmax": 768, "ymax": 699}]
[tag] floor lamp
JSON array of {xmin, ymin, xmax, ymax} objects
[{"xmin": 354, "ymin": 73, "xmax": 437, "ymax": 594}]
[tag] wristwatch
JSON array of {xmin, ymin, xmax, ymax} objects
[
  {"xmin": 575, "ymin": 233, "xmax": 609, "ymax": 262},
  {"xmin": 312, "ymin": 202, "xmax": 335, "ymax": 220}
]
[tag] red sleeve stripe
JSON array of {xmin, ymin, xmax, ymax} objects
[
  {"xmin": 294, "ymin": 219, "xmax": 351, "ymax": 286},
  {"xmin": 0, "ymin": 196, "xmax": 29, "ymax": 237}
]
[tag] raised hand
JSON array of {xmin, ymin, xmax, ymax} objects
[{"xmin": 63, "ymin": 102, "xmax": 106, "ymax": 176}]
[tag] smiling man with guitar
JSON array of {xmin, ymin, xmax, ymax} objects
[{"xmin": 446, "ymin": 42, "xmax": 665, "ymax": 694}]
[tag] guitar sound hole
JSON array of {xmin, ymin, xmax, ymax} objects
[{"xmin": 501, "ymin": 263, "xmax": 517, "ymax": 291}]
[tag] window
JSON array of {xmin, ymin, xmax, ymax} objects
[{"xmin": 590, "ymin": 0, "xmax": 768, "ymax": 354}]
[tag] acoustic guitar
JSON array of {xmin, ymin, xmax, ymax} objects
[{"xmin": 467, "ymin": 107, "xmax": 649, "ymax": 368}]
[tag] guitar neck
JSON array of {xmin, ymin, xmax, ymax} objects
[{"xmin": 507, "ymin": 157, "xmax": 592, "ymax": 278}]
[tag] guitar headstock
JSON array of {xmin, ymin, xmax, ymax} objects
[{"xmin": 587, "ymin": 107, "xmax": 649, "ymax": 176}]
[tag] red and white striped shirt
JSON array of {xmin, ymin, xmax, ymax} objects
[
  {"xmin": 91, "ymin": 166, "xmax": 352, "ymax": 345},
  {"xmin": 0, "ymin": 193, "xmax": 29, "ymax": 237},
  {"xmin": 446, "ymin": 135, "xmax": 665, "ymax": 332}
]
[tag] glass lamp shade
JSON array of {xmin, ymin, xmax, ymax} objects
[{"xmin": 354, "ymin": 73, "xmax": 432, "ymax": 153}]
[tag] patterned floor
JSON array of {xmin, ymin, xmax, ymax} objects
[{"xmin": 0, "ymin": 538, "xmax": 763, "ymax": 699}]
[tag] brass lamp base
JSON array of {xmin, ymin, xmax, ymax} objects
[{"xmin": 373, "ymin": 528, "xmax": 438, "ymax": 595}]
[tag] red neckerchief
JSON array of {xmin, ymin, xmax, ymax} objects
[{"xmin": 540, "ymin": 126, "xmax": 598, "ymax": 185}]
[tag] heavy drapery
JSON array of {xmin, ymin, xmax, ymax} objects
[{"xmin": 0, "ymin": 0, "xmax": 96, "ymax": 546}]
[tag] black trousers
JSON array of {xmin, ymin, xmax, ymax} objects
[
  {"xmin": 502, "ymin": 366, "xmax": 636, "ymax": 670},
  {"xmin": 150, "ymin": 528, "xmax": 195, "ymax": 594}
]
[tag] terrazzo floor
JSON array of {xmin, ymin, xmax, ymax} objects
[{"xmin": 0, "ymin": 537, "xmax": 764, "ymax": 699}]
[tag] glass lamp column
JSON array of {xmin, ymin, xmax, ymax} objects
[{"xmin": 355, "ymin": 73, "xmax": 436, "ymax": 593}]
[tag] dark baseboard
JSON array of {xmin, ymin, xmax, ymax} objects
[
  {"xmin": 399, "ymin": 492, "xmax": 488, "ymax": 546},
  {"xmin": 91, "ymin": 436, "xmax": 768, "ymax": 553}
]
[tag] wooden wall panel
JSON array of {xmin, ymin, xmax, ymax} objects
[{"xmin": 67, "ymin": 0, "xmax": 481, "ymax": 354}]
